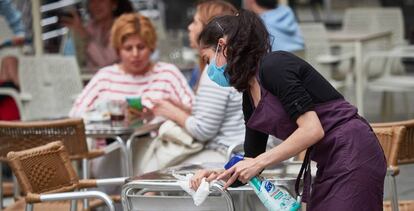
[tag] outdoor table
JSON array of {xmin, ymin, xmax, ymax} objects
[
  {"xmin": 327, "ymin": 30, "xmax": 393, "ymax": 116},
  {"xmin": 85, "ymin": 121, "xmax": 162, "ymax": 176},
  {"xmin": 85, "ymin": 121, "xmax": 135, "ymax": 176},
  {"xmin": 122, "ymin": 163, "xmax": 299, "ymax": 211}
]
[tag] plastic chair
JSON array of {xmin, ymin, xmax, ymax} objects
[
  {"xmin": 343, "ymin": 8, "xmax": 414, "ymax": 120},
  {"xmin": 343, "ymin": 7, "xmax": 405, "ymax": 45},
  {"xmin": 341, "ymin": 8, "xmax": 396, "ymax": 77},
  {"xmin": 300, "ymin": 23, "xmax": 354, "ymax": 92},
  {"xmin": 122, "ymin": 180, "xmax": 234, "ymax": 211},
  {"xmin": 0, "ymin": 55, "xmax": 83, "ymax": 121},
  {"xmin": 343, "ymin": 8, "xmax": 413, "ymax": 73},
  {"xmin": 364, "ymin": 8, "xmax": 414, "ymax": 120},
  {"xmin": 362, "ymin": 49, "xmax": 414, "ymax": 120},
  {"xmin": 0, "ymin": 118, "xmax": 125, "ymax": 209},
  {"xmin": 6, "ymin": 141, "xmax": 127, "ymax": 211},
  {"xmin": 372, "ymin": 125, "xmax": 406, "ymax": 211}
]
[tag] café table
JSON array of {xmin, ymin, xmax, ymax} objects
[
  {"xmin": 85, "ymin": 121, "xmax": 134, "ymax": 177},
  {"xmin": 85, "ymin": 121, "xmax": 162, "ymax": 177},
  {"xmin": 327, "ymin": 30, "xmax": 392, "ymax": 116},
  {"xmin": 122, "ymin": 162, "xmax": 300, "ymax": 211}
]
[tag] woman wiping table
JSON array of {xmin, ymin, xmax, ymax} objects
[{"xmin": 191, "ymin": 9, "xmax": 386, "ymax": 210}]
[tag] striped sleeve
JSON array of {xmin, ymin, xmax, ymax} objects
[
  {"xmin": 159, "ymin": 63, "xmax": 194, "ymax": 106},
  {"xmin": 68, "ymin": 69, "xmax": 107, "ymax": 117},
  {"xmin": 184, "ymin": 80, "xmax": 230, "ymax": 141}
]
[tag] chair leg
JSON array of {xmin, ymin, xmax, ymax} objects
[
  {"xmin": 70, "ymin": 199, "xmax": 77, "ymax": 211},
  {"xmin": 1, "ymin": 162, "xmax": 3, "ymax": 209},
  {"xmin": 390, "ymin": 175, "xmax": 399, "ymax": 211},
  {"xmin": 82, "ymin": 158, "xmax": 89, "ymax": 210},
  {"xmin": 381, "ymin": 92, "xmax": 387, "ymax": 120},
  {"xmin": 403, "ymin": 93, "xmax": 410, "ymax": 117},
  {"xmin": 12, "ymin": 174, "xmax": 20, "ymax": 201},
  {"xmin": 381, "ymin": 92, "xmax": 394, "ymax": 121},
  {"xmin": 25, "ymin": 203, "xmax": 33, "ymax": 211}
]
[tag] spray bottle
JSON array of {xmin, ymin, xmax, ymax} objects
[{"xmin": 225, "ymin": 154, "xmax": 301, "ymax": 211}]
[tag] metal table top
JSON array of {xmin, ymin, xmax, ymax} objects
[{"xmin": 126, "ymin": 162, "xmax": 299, "ymax": 191}]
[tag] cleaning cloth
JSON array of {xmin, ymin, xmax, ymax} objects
[{"xmin": 173, "ymin": 172, "xmax": 213, "ymax": 206}]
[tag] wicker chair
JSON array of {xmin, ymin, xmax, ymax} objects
[
  {"xmin": 372, "ymin": 125, "xmax": 406, "ymax": 211},
  {"xmin": 372, "ymin": 119, "xmax": 414, "ymax": 165},
  {"xmin": 384, "ymin": 200, "xmax": 414, "ymax": 211},
  {"xmin": 0, "ymin": 118, "xmax": 124, "ymax": 209},
  {"xmin": 6, "ymin": 141, "xmax": 127, "ymax": 211},
  {"xmin": 372, "ymin": 119, "xmax": 414, "ymax": 211}
]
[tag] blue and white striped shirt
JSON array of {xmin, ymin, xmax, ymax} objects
[{"xmin": 185, "ymin": 67, "xmax": 245, "ymax": 148}]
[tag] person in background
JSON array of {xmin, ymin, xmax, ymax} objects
[
  {"xmin": 61, "ymin": 0, "xmax": 134, "ymax": 72},
  {"xmin": 0, "ymin": 0, "xmax": 25, "ymax": 38},
  {"xmin": 69, "ymin": 12, "xmax": 193, "ymax": 119},
  {"xmin": 69, "ymin": 13, "xmax": 194, "ymax": 183},
  {"xmin": 146, "ymin": 0, "xmax": 245, "ymax": 172},
  {"xmin": 191, "ymin": 10, "xmax": 386, "ymax": 210},
  {"xmin": 244, "ymin": 0, "xmax": 304, "ymax": 54},
  {"xmin": 0, "ymin": 0, "xmax": 26, "ymax": 120}
]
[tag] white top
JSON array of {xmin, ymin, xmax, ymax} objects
[{"xmin": 69, "ymin": 62, "xmax": 194, "ymax": 117}]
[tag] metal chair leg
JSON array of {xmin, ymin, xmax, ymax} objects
[
  {"xmin": 0, "ymin": 162, "xmax": 3, "ymax": 210},
  {"xmin": 25, "ymin": 203, "xmax": 33, "ymax": 211},
  {"xmin": 12, "ymin": 175, "xmax": 19, "ymax": 200},
  {"xmin": 389, "ymin": 175, "xmax": 399, "ymax": 211},
  {"xmin": 70, "ymin": 199, "xmax": 77, "ymax": 211},
  {"xmin": 82, "ymin": 158, "xmax": 89, "ymax": 210}
]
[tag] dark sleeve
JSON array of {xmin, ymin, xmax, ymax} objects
[
  {"xmin": 242, "ymin": 92, "xmax": 269, "ymax": 158},
  {"xmin": 230, "ymin": 93, "xmax": 268, "ymax": 188},
  {"xmin": 259, "ymin": 52, "xmax": 314, "ymax": 121}
]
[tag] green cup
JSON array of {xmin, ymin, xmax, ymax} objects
[{"xmin": 126, "ymin": 97, "xmax": 143, "ymax": 111}]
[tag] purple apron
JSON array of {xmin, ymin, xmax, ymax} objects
[{"xmin": 246, "ymin": 86, "xmax": 386, "ymax": 210}]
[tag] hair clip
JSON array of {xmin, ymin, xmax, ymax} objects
[{"xmin": 216, "ymin": 22, "xmax": 224, "ymax": 33}]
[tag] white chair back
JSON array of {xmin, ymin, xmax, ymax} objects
[
  {"xmin": 343, "ymin": 7, "xmax": 405, "ymax": 77},
  {"xmin": 18, "ymin": 55, "xmax": 83, "ymax": 121},
  {"xmin": 344, "ymin": 7, "xmax": 405, "ymax": 47},
  {"xmin": 300, "ymin": 23, "xmax": 351, "ymax": 90},
  {"xmin": 300, "ymin": 23, "xmax": 331, "ymax": 78}
]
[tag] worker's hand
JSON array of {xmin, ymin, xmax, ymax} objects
[
  {"xmin": 217, "ymin": 157, "xmax": 263, "ymax": 189},
  {"xmin": 190, "ymin": 170, "xmax": 221, "ymax": 191}
]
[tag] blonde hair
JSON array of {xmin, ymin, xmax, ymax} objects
[
  {"xmin": 111, "ymin": 13, "xmax": 157, "ymax": 51},
  {"xmin": 196, "ymin": 0, "xmax": 237, "ymax": 25},
  {"xmin": 195, "ymin": 1, "xmax": 237, "ymax": 73}
]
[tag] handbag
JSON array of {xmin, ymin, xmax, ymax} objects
[{"xmin": 141, "ymin": 120, "xmax": 203, "ymax": 170}]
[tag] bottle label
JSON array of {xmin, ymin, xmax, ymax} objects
[{"xmin": 253, "ymin": 178, "xmax": 301, "ymax": 211}]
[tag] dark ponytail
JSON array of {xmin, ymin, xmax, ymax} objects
[{"xmin": 198, "ymin": 9, "xmax": 270, "ymax": 91}]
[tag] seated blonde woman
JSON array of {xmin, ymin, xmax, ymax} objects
[
  {"xmin": 69, "ymin": 13, "xmax": 194, "ymax": 183},
  {"xmin": 70, "ymin": 13, "xmax": 194, "ymax": 117}
]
